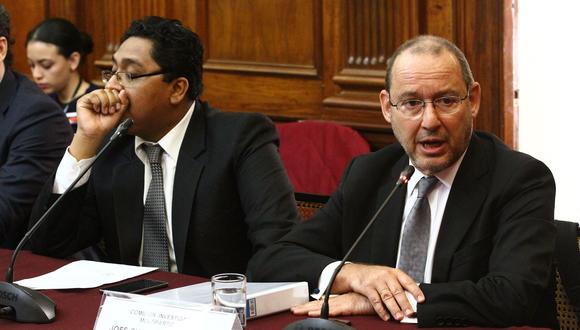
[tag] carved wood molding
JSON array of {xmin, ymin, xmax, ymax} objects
[
  {"xmin": 324, "ymin": 0, "xmax": 420, "ymax": 114},
  {"xmin": 332, "ymin": 68, "xmax": 385, "ymax": 88},
  {"xmin": 323, "ymin": 97, "xmax": 379, "ymax": 110},
  {"xmin": 204, "ymin": 59, "xmax": 318, "ymax": 77}
]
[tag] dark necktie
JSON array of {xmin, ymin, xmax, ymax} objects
[
  {"xmin": 142, "ymin": 144, "xmax": 169, "ymax": 271},
  {"xmin": 398, "ymin": 176, "xmax": 438, "ymax": 282}
]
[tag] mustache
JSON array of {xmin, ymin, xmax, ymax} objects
[{"xmin": 415, "ymin": 131, "xmax": 447, "ymax": 142}]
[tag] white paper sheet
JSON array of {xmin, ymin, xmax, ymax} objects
[{"xmin": 15, "ymin": 260, "xmax": 157, "ymax": 290}]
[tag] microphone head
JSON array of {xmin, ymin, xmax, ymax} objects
[
  {"xmin": 397, "ymin": 165, "xmax": 415, "ymax": 185},
  {"xmin": 117, "ymin": 118, "xmax": 134, "ymax": 135},
  {"xmin": 110, "ymin": 118, "xmax": 134, "ymax": 141}
]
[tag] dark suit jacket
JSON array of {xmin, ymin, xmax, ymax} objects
[
  {"xmin": 0, "ymin": 70, "xmax": 72, "ymax": 248},
  {"xmin": 248, "ymin": 131, "xmax": 557, "ymax": 328},
  {"xmin": 29, "ymin": 101, "xmax": 298, "ymax": 277}
]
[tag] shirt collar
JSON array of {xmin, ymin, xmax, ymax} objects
[{"xmin": 134, "ymin": 101, "xmax": 196, "ymax": 161}]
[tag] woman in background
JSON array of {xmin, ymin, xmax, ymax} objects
[{"xmin": 26, "ymin": 18, "xmax": 98, "ymax": 131}]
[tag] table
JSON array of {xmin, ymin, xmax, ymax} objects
[{"xmin": 0, "ymin": 249, "xmax": 547, "ymax": 329}]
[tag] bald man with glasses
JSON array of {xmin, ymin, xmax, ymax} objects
[{"xmin": 248, "ymin": 35, "xmax": 557, "ymax": 328}]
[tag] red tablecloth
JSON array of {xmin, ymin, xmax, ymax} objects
[{"xmin": 0, "ymin": 249, "xmax": 548, "ymax": 329}]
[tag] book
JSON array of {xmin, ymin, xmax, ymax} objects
[{"xmin": 150, "ymin": 281, "xmax": 309, "ymax": 319}]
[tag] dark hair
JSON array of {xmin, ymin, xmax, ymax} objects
[
  {"xmin": 385, "ymin": 35, "xmax": 474, "ymax": 92},
  {"xmin": 122, "ymin": 16, "xmax": 203, "ymax": 100},
  {"xmin": 0, "ymin": 5, "xmax": 14, "ymax": 66},
  {"xmin": 26, "ymin": 18, "xmax": 93, "ymax": 63}
]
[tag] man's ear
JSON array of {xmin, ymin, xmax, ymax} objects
[
  {"xmin": 468, "ymin": 82, "xmax": 481, "ymax": 119},
  {"xmin": 169, "ymin": 77, "xmax": 189, "ymax": 105},
  {"xmin": 0, "ymin": 36, "xmax": 7, "ymax": 62},
  {"xmin": 379, "ymin": 89, "xmax": 393, "ymax": 124}
]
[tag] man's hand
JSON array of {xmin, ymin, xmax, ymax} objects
[
  {"xmin": 70, "ymin": 89, "xmax": 129, "ymax": 160},
  {"xmin": 291, "ymin": 292, "xmax": 375, "ymax": 318},
  {"xmin": 332, "ymin": 263, "xmax": 424, "ymax": 321}
]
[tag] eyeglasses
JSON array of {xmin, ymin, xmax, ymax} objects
[
  {"xmin": 101, "ymin": 70, "xmax": 166, "ymax": 85},
  {"xmin": 389, "ymin": 94, "xmax": 469, "ymax": 120}
]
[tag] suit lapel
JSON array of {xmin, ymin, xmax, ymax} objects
[
  {"xmin": 113, "ymin": 139, "xmax": 144, "ymax": 265},
  {"xmin": 172, "ymin": 102, "xmax": 206, "ymax": 270},
  {"xmin": 0, "ymin": 70, "xmax": 18, "ymax": 118},
  {"xmin": 431, "ymin": 135, "xmax": 491, "ymax": 282},
  {"xmin": 370, "ymin": 156, "xmax": 409, "ymax": 266}
]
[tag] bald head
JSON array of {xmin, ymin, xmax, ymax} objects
[{"xmin": 385, "ymin": 35, "xmax": 474, "ymax": 93}]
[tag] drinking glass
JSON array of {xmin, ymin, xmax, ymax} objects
[{"xmin": 211, "ymin": 273, "xmax": 246, "ymax": 328}]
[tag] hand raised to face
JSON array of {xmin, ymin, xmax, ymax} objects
[
  {"xmin": 69, "ymin": 88, "xmax": 130, "ymax": 160},
  {"xmin": 76, "ymin": 88, "xmax": 129, "ymax": 136}
]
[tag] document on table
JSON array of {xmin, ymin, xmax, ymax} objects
[{"xmin": 15, "ymin": 260, "xmax": 157, "ymax": 290}]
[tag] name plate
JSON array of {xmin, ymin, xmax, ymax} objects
[{"xmin": 94, "ymin": 291, "xmax": 242, "ymax": 330}]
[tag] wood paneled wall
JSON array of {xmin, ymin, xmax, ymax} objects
[{"xmin": 6, "ymin": 0, "xmax": 514, "ymax": 149}]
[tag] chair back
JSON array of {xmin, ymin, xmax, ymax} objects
[
  {"xmin": 554, "ymin": 220, "xmax": 580, "ymax": 330},
  {"xmin": 276, "ymin": 121, "xmax": 370, "ymax": 195},
  {"xmin": 295, "ymin": 192, "xmax": 328, "ymax": 221}
]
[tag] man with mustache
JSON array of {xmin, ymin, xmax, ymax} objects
[{"xmin": 249, "ymin": 35, "xmax": 557, "ymax": 328}]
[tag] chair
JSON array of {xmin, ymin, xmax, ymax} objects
[
  {"xmin": 295, "ymin": 192, "xmax": 328, "ymax": 221},
  {"xmin": 554, "ymin": 220, "xmax": 580, "ymax": 330},
  {"xmin": 276, "ymin": 121, "xmax": 370, "ymax": 195}
]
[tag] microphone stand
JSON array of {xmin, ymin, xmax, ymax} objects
[
  {"xmin": 0, "ymin": 118, "xmax": 133, "ymax": 323},
  {"xmin": 284, "ymin": 165, "xmax": 415, "ymax": 330}
]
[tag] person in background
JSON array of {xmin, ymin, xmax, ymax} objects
[
  {"xmin": 248, "ymin": 35, "xmax": 557, "ymax": 328},
  {"xmin": 0, "ymin": 6, "xmax": 72, "ymax": 248},
  {"xmin": 28, "ymin": 16, "xmax": 298, "ymax": 278},
  {"xmin": 26, "ymin": 18, "xmax": 98, "ymax": 131}
]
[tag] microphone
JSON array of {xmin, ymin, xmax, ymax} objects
[
  {"xmin": 0, "ymin": 118, "xmax": 133, "ymax": 323},
  {"xmin": 284, "ymin": 165, "xmax": 415, "ymax": 330},
  {"xmin": 109, "ymin": 117, "xmax": 134, "ymax": 142}
]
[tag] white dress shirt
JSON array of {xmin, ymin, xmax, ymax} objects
[{"xmin": 53, "ymin": 101, "xmax": 196, "ymax": 273}]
